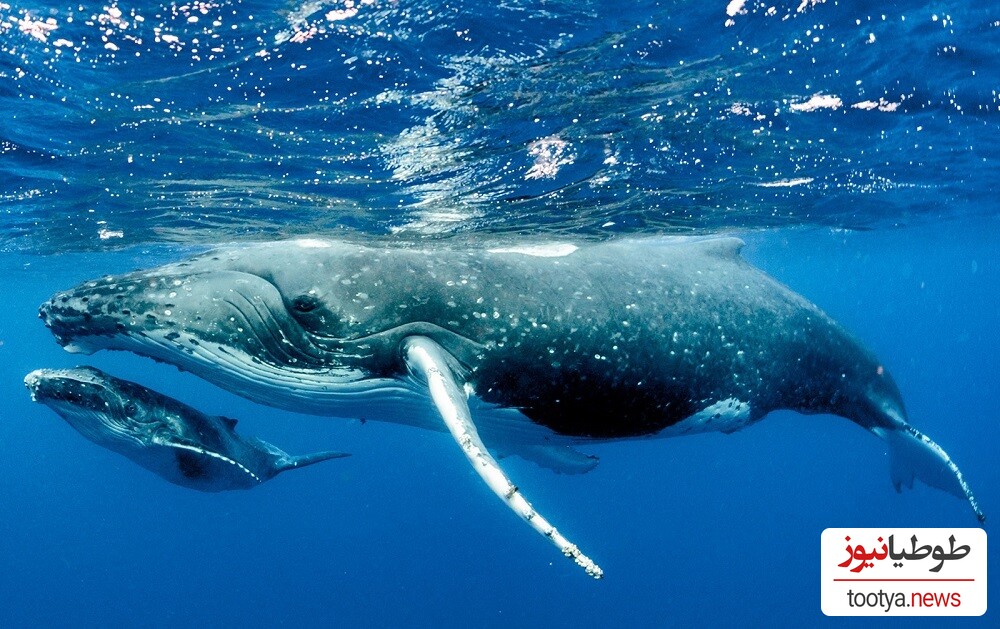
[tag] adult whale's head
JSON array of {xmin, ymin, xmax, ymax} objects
[{"xmin": 37, "ymin": 239, "xmax": 448, "ymax": 412}]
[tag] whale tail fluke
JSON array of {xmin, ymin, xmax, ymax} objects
[
  {"xmin": 872, "ymin": 426, "xmax": 984, "ymax": 523},
  {"xmin": 277, "ymin": 450, "xmax": 351, "ymax": 471},
  {"xmin": 252, "ymin": 437, "xmax": 351, "ymax": 473}
]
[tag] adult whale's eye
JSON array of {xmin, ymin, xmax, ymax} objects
[
  {"xmin": 124, "ymin": 401, "xmax": 138, "ymax": 417},
  {"xmin": 291, "ymin": 294, "xmax": 320, "ymax": 314}
]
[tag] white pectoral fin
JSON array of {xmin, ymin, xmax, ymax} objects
[
  {"xmin": 872, "ymin": 426, "xmax": 985, "ymax": 523},
  {"xmin": 402, "ymin": 335, "xmax": 603, "ymax": 579},
  {"xmin": 159, "ymin": 438, "xmax": 263, "ymax": 484}
]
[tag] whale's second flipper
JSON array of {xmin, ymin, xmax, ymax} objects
[
  {"xmin": 402, "ymin": 335, "xmax": 603, "ymax": 579},
  {"xmin": 502, "ymin": 444, "xmax": 599, "ymax": 475}
]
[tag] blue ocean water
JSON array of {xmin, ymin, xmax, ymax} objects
[{"xmin": 0, "ymin": 0, "xmax": 997, "ymax": 626}]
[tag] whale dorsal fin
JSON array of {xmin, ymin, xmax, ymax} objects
[
  {"xmin": 697, "ymin": 237, "xmax": 745, "ymax": 259},
  {"xmin": 219, "ymin": 416, "xmax": 238, "ymax": 429}
]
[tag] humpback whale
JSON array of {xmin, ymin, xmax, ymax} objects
[
  {"xmin": 38, "ymin": 237, "xmax": 984, "ymax": 577},
  {"xmin": 25, "ymin": 366, "xmax": 349, "ymax": 492}
]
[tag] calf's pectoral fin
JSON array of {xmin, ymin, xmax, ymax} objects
[
  {"xmin": 401, "ymin": 335, "xmax": 603, "ymax": 579},
  {"xmin": 871, "ymin": 425, "xmax": 984, "ymax": 523},
  {"xmin": 156, "ymin": 436, "xmax": 264, "ymax": 484}
]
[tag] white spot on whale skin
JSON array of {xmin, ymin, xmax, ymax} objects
[
  {"xmin": 294, "ymin": 238, "xmax": 332, "ymax": 249},
  {"xmin": 488, "ymin": 243, "xmax": 578, "ymax": 258},
  {"xmin": 660, "ymin": 398, "xmax": 753, "ymax": 436}
]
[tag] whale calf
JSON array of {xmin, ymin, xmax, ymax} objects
[
  {"xmin": 38, "ymin": 237, "xmax": 983, "ymax": 577},
  {"xmin": 25, "ymin": 366, "xmax": 349, "ymax": 492}
]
